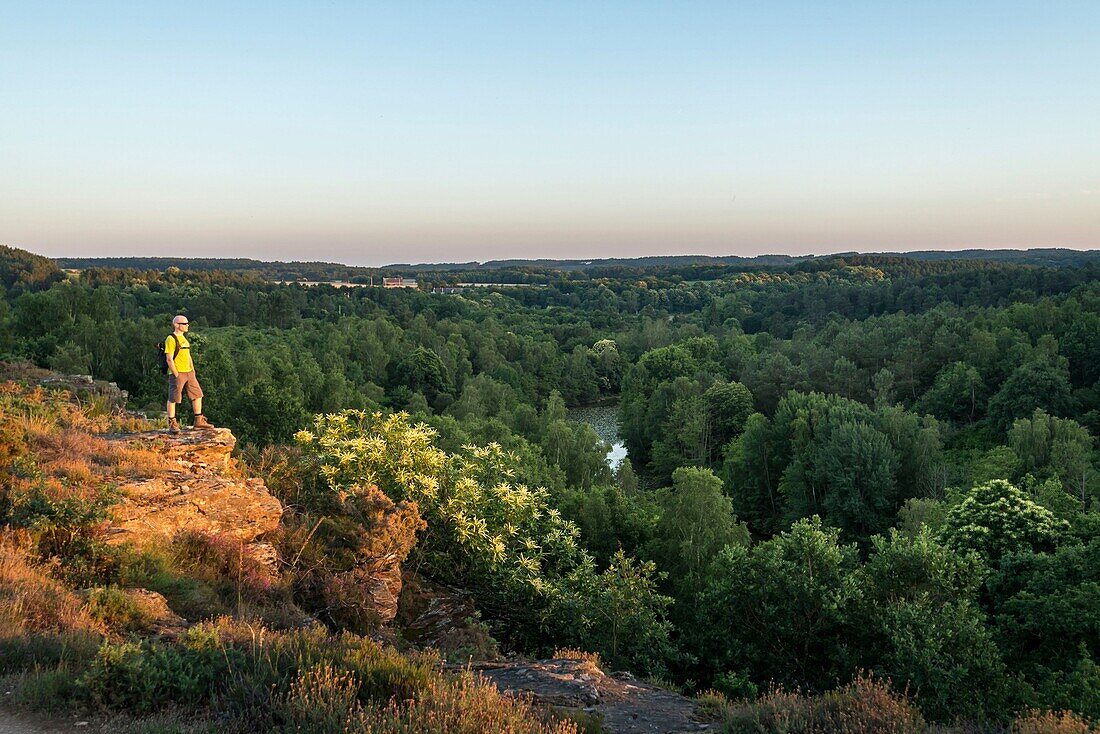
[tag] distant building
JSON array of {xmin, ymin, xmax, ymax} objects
[{"xmin": 382, "ymin": 277, "xmax": 418, "ymax": 288}]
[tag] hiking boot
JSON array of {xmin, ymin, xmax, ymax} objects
[
  {"xmin": 167, "ymin": 417, "xmax": 181, "ymax": 434},
  {"xmin": 193, "ymin": 414, "xmax": 215, "ymax": 430}
]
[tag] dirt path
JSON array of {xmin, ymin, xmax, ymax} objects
[{"xmin": 0, "ymin": 710, "xmax": 94, "ymax": 734}]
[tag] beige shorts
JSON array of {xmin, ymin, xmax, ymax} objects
[{"xmin": 168, "ymin": 371, "xmax": 204, "ymax": 403}]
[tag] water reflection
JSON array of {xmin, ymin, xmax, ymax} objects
[{"xmin": 566, "ymin": 403, "xmax": 627, "ymax": 469}]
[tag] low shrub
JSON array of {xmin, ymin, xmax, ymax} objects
[
  {"xmin": 170, "ymin": 530, "xmax": 278, "ymax": 603},
  {"xmin": 81, "ymin": 631, "xmax": 239, "ymax": 712},
  {"xmin": 360, "ymin": 671, "xmax": 578, "ymax": 734},
  {"xmin": 85, "ymin": 586, "xmax": 157, "ymax": 633},
  {"xmin": 1012, "ymin": 709, "xmax": 1098, "ymax": 734},
  {"xmin": 5, "ymin": 666, "xmax": 83, "ymax": 711},
  {"xmin": 0, "ymin": 631, "xmax": 103, "ymax": 674},
  {"xmin": 553, "ymin": 647, "xmax": 602, "ymax": 668},
  {"xmin": 274, "ymin": 664, "xmax": 365, "ymax": 734},
  {"xmin": 115, "ymin": 547, "xmax": 226, "ymax": 621},
  {"xmin": 722, "ymin": 673, "xmax": 926, "ymax": 734}
]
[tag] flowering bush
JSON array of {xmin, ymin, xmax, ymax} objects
[{"xmin": 296, "ymin": 410, "xmax": 673, "ymax": 671}]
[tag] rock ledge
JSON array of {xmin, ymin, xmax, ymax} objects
[{"xmin": 103, "ymin": 427, "xmax": 283, "ymax": 549}]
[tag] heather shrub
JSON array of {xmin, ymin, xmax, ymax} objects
[
  {"xmin": 360, "ymin": 671, "xmax": 578, "ymax": 734},
  {"xmin": 280, "ymin": 484, "xmax": 424, "ymax": 633},
  {"xmin": 274, "ymin": 664, "xmax": 365, "ymax": 734},
  {"xmin": 553, "ymin": 647, "xmax": 602, "ymax": 668},
  {"xmin": 85, "ymin": 586, "xmax": 158, "ymax": 633},
  {"xmin": 171, "ymin": 530, "xmax": 278, "ymax": 603},
  {"xmin": 71, "ymin": 616, "xmax": 574, "ymax": 732},
  {"xmin": 82, "ymin": 631, "xmax": 239, "ymax": 712},
  {"xmin": 722, "ymin": 673, "xmax": 926, "ymax": 734},
  {"xmin": 1011, "ymin": 710, "xmax": 1099, "ymax": 734},
  {"xmin": 696, "ymin": 689, "xmax": 735, "ymax": 720}
]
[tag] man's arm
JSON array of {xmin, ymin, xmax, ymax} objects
[{"xmin": 166, "ymin": 338, "xmax": 179, "ymax": 376}]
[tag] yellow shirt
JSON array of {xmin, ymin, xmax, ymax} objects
[{"xmin": 165, "ymin": 333, "xmax": 193, "ymax": 373}]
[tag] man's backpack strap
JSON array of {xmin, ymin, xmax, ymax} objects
[{"xmin": 169, "ymin": 334, "xmax": 180, "ymax": 359}]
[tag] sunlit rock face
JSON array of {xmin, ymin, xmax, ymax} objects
[{"xmin": 104, "ymin": 427, "xmax": 283, "ymax": 548}]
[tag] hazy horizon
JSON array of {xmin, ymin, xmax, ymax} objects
[{"xmin": 4, "ymin": 2, "xmax": 1098, "ymax": 266}]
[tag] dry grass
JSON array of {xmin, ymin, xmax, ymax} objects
[
  {"xmin": 1012, "ymin": 710, "xmax": 1099, "ymax": 734},
  {"xmin": 722, "ymin": 673, "xmax": 927, "ymax": 734},
  {"xmin": 0, "ymin": 531, "xmax": 101, "ymax": 634},
  {"xmin": 23, "ymin": 421, "xmax": 173, "ymax": 483},
  {"xmin": 358, "ymin": 671, "xmax": 579, "ymax": 734},
  {"xmin": 552, "ymin": 647, "xmax": 602, "ymax": 668},
  {"xmin": 1, "ymin": 380, "xmax": 168, "ymax": 502}
]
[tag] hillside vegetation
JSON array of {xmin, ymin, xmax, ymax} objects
[{"xmin": 1, "ymin": 246, "xmax": 1099, "ymax": 731}]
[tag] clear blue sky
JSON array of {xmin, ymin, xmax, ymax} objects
[{"xmin": 2, "ymin": 1, "xmax": 1098, "ymax": 265}]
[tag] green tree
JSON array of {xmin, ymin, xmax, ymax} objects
[
  {"xmin": 987, "ymin": 359, "xmax": 1075, "ymax": 433},
  {"xmin": 940, "ymin": 479, "xmax": 1068, "ymax": 564},
  {"xmin": 1009, "ymin": 409, "xmax": 1097, "ymax": 510},
  {"xmin": 920, "ymin": 362, "xmax": 985, "ymax": 423},
  {"xmin": 647, "ymin": 467, "xmax": 750, "ymax": 606},
  {"xmin": 567, "ymin": 550, "xmax": 675, "ymax": 676},
  {"xmin": 702, "ymin": 380, "xmax": 754, "ymax": 453},
  {"xmin": 856, "ymin": 529, "xmax": 1009, "ymax": 721},
  {"xmin": 695, "ymin": 517, "xmax": 860, "ymax": 690},
  {"xmin": 393, "ymin": 346, "xmax": 453, "ymax": 412},
  {"xmin": 987, "ymin": 534, "xmax": 1100, "ymax": 715}
]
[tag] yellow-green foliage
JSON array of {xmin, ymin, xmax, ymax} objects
[
  {"xmin": 295, "ymin": 410, "xmax": 673, "ymax": 672},
  {"xmin": 297, "ymin": 410, "xmax": 586, "ymax": 590}
]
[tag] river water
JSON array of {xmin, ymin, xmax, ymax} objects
[{"xmin": 566, "ymin": 403, "xmax": 627, "ymax": 470}]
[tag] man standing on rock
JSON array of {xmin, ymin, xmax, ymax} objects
[{"xmin": 166, "ymin": 314, "xmax": 214, "ymax": 433}]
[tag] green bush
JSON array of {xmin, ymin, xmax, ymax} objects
[
  {"xmin": 295, "ymin": 410, "xmax": 674, "ymax": 670},
  {"xmin": 82, "ymin": 633, "xmax": 238, "ymax": 712},
  {"xmin": 86, "ymin": 586, "xmax": 155, "ymax": 633}
]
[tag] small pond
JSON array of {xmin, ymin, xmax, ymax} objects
[{"xmin": 566, "ymin": 403, "xmax": 627, "ymax": 470}]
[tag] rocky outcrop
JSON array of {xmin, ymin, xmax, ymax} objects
[
  {"xmin": 397, "ymin": 573, "xmax": 499, "ymax": 660},
  {"xmin": 103, "ymin": 427, "xmax": 282, "ymax": 549},
  {"xmin": 36, "ymin": 371, "xmax": 129, "ymax": 409},
  {"xmin": 471, "ymin": 659, "xmax": 716, "ymax": 734}
]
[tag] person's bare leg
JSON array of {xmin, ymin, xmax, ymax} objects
[
  {"xmin": 166, "ymin": 399, "xmax": 180, "ymax": 433},
  {"xmin": 193, "ymin": 396, "xmax": 203, "ymax": 415}
]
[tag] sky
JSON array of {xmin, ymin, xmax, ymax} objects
[{"xmin": 2, "ymin": 1, "xmax": 1098, "ymax": 266}]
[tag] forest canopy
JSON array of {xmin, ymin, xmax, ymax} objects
[{"xmin": 2, "ymin": 245, "xmax": 1099, "ymax": 723}]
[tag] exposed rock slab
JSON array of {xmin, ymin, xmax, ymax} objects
[
  {"xmin": 105, "ymin": 475, "xmax": 282, "ymax": 547},
  {"xmin": 470, "ymin": 659, "xmax": 716, "ymax": 734},
  {"xmin": 102, "ymin": 428, "xmax": 282, "ymax": 548},
  {"xmin": 111, "ymin": 427, "xmax": 238, "ymax": 473}
]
